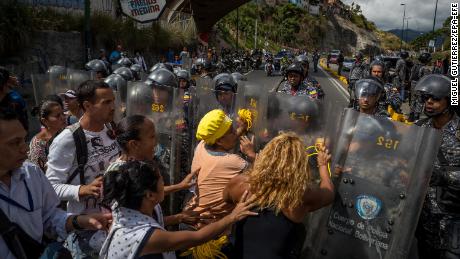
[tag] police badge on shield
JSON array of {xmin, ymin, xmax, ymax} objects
[{"xmin": 356, "ymin": 195, "xmax": 382, "ymax": 220}]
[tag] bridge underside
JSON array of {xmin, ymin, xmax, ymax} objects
[{"xmin": 166, "ymin": 0, "xmax": 249, "ymax": 32}]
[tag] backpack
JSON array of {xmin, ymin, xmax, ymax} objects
[{"xmin": 46, "ymin": 123, "xmax": 88, "ymax": 184}]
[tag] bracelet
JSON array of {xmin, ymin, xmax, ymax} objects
[{"xmin": 72, "ymin": 215, "xmax": 84, "ymax": 231}]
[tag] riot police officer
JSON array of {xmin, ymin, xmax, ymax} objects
[
  {"xmin": 85, "ymin": 59, "xmax": 109, "ymax": 80},
  {"xmin": 278, "ymin": 63, "xmax": 321, "ymax": 99},
  {"xmin": 354, "ymin": 77, "xmax": 389, "ymax": 117},
  {"xmin": 370, "ymin": 60, "xmax": 402, "ymax": 114},
  {"xmin": 213, "ymin": 73, "xmax": 237, "ymax": 117},
  {"xmin": 395, "ymin": 51, "xmax": 409, "ymax": 101},
  {"xmin": 113, "ymin": 66, "xmax": 134, "ymax": 81},
  {"xmin": 409, "ymin": 52, "xmax": 433, "ymax": 122},
  {"xmin": 348, "ymin": 52, "xmax": 369, "ymax": 108},
  {"xmin": 415, "ymin": 74, "xmax": 460, "ymax": 259},
  {"xmin": 194, "ymin": 58, "xmax": 213, "ymax": 78},
  {"xmin": 150, "ymin": 62, "xmax": 174, "ymax": 73},
  {"xmin": 130, "ymin": 64, "xmax": 143, "ymax": 81},
  {"xmin": 295, "ymin": 55, "xmax": 325, "ymax": 99}
]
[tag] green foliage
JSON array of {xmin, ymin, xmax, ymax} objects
[
  {"xmin": 217, "ymin": 3, "xmax": 325, "ymax": 50},
  {"xmin": 0, "ymin": 1, "xmax": 193, "ymax": 57},
  {"xmin": 375, "ymin": 30, "xmax": 408, "ymax": 50},
  {"xmin": 350, "ymin": 13, "xmax": 376, "ymax": 31}
]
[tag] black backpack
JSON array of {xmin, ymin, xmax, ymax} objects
[{"xmin": 47, "ymin": 123, "xmax": 88, "ymax": 185}]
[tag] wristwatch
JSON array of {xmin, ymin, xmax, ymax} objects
[{"xmin": 72, "ymin": 215, "xmax": 84, "ymax": 231}]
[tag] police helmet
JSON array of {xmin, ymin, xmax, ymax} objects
[
  {"xmin": 150, "ymin": 63, "xmax": 174, "ymax": 73},
  {"xmin": 146, "ymin": 68, "xmax": 178, "ymax": 88},
  {"xmin": 113, "ymin": 67, "xmax": 134, "ymax": 81},
  {"xmin": 214, "ymin": 73, "xmax": 237, "ymax": 93},
  {"xmin": 354, "ymin": 77, "xmax": 384, "ymax": 100},
  {"xmin": 285, "ymin": 63, "xmax": 304, "ymax": 77},
  {"xmin": 418, "ymin": 52, "xmax": 432, "ymax": 64},
  {"xmin": 85, "ymin": 59, "xmax": 108, "ymax": 76},
  {"xmin": 400, "ymin": 51, "xmax": 409, "ymax": 59},
  {"xmin": 116, "ymin": 57, "xmax": 133, "ymax": 68}
]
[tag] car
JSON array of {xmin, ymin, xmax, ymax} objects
[
  {"xmin": 328, "ymin": 54, "xmax": 339, "ymax": 64},
  {"xmin": 375, "ymin": 55, "xmax": 400, "ymax": 76},
  {"xmin": 330, "ymin": 49, "xmax": 341, "ymax": 55},
  {"xmin": 343, "ymin": 58, "xmax": 355, "ymax": 71}
]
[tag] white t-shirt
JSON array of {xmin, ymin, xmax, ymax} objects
[{"xmin": 46, "ymin": 125, "xmax": 120, "ymax": 214}]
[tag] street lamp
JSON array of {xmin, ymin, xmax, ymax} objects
[
  {"xmin": 400, "ymin": 3, "xmax": 406, "ymax": 51},
  {"xmin": 404, "ymin": 17, "xmax": 412, "ymax": 43}
]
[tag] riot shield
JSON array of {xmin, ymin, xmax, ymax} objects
[
  {"xmin": 31, "ymin": 74, "xmax": 54, "ymax": 106},
  {"xmin": 234, "ymin": 81, "xmax": 268, "ymax": 150},
  {"xmin": 310, "ymin": 108, "xmax": 441, "ymax": 259},
  {"xmin": 47, "ymin": 68, "xmax": 68, "ymax": 96},
  {"xmin": 266, "ymin": 92, "xmax": 327, "ymax": 147},
  {"xmin": 113, "ymin": 90, "xmax": 125, "ymax": 123},
  {"xmin": 191, "ymin": 77, "xmax": 238, "ymax": 149},
  {"xmin": 126, "ymin": 81, "xmax": 185, "ymax": 215},
  {"xmin": 66, "ymin": 69, "xmax": 94, "ymax": 91}
]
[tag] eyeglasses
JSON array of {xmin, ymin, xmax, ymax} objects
[{"xmin": 420, "ymin": 94, "xmax": 443, "ymax": 102}]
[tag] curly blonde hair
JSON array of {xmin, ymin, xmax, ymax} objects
[{"xmin": 248, "ymin": 132, "xmax": 311, "ymax": 213}]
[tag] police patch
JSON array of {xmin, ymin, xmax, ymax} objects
[{"xmin": 356, "ymin": 195, "xmax": 382, "ymax": 220}]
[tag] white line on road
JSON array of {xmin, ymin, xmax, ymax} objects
[{"xmin": 319, "ymin": 66, "xmax": 349, "ymax": 101}]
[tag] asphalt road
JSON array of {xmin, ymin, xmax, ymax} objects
[{"xmin": 246, "ymin": 65, "xmax": 349, "ymax": 115}]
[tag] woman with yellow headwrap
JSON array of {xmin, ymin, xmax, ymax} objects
[{"xmin": 184, "ymin": 109, "xmax": 256, "ymax": 230}]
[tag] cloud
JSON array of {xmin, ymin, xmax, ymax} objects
[{"xmin": 341, "ymin": 0, "xmax": 451, "ymax": 31}]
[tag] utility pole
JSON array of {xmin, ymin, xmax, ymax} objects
[
  {"xmin": 432, "ymin": 0, "xmax": 439, "ymax": 33},
  {"xmin": 254, "ymin": 19, "xmax": 258, "ymax": 50},
  {"xmin": 84, "ymin": 0, "xmax": 91, "ymax": 62},
  {"xmin": 236, "ymin": 7, "xmax": 239, "ymax": 50},
  {"xmin": 400, "ymin": 3, "xmax": 406, "ymax": 51}
]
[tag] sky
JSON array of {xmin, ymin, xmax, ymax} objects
[{"xmin": 342, "ymin": 0, "xmax": 452, "ymax": 32}]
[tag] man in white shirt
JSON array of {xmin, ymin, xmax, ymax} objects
[
  {"xmin": 0, "ymin": 110, "xmax": 111, "ymax": 259},
  {"xmin": 47, "ymin": 80, "xmax": 120, "ymax": 215},
  {"xmin": 46, "ymin": 80, "xmax": 120, "ymax": 256}
]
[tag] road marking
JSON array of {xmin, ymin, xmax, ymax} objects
[{"xmin": 319, "ymin": 66, "xmax": 349, "ymax": 101}]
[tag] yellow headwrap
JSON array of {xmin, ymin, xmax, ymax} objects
[{"xmin": 196, "ymin": 109, "xmax": 233, "ymax": 145}]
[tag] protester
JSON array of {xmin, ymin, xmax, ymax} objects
[
  {"xmin": 100, "ymin": 160, "xmax": 257, "ymax": 259},
  {"xmin": 224, "ymin": 132, "xmax": 334, "ymax": 258},
  {"xmin": 0, "ymin": 67, "xmax": 28, "ymax": 130},
  {"xmin": 61, "ymin": 90, "xmax": 83, "ymax": 125},
  {"xmin": 184, "ymin": 109, "xmax": 256, "ymax": 229},
  {"xmin": 46, "ymin": 80, "xmax": 120, "ymax": 257},
  {"xmin": 0, "ymin": 109, "xmax": 112, "ymax": 259},
  {"xmin": 29, "ymin": 98, "xmax": 66, "ymax": 171},
  {"xmin": 108, "ymin": 115, "xmax": 196, "ymax": 195},
  {"xmin": 134, "ymin": 51, "xmax": 148, "ymax": 72},
  {"xmin": 109, "ymin": 45, "xmax": 123, "ymax": 64}
]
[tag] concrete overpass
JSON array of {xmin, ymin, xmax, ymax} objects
[{"xmin": 165, "ymin": 0, "xmax": 249, "ymax": 33}]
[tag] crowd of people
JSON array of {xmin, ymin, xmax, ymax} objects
[{"xmin": 0, "ymin": 42, "xmax": 458, "ymax": 259}]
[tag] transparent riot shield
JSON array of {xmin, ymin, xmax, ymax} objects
[
  {"xmin": 234, "ymin": 81, "xmax": 268, "ymax": 150},
  {"xmin": 113, "ymin": 90, "xmax": 125, "ymax": 123},
  {"xmin": 266, "ymin": 92, "xmax": 327, "ymax": 147},
  {"xmin": 31, "ymin": 74, "xmax": 54, "ymax": 106},
  {"xmin": 192, "ymin": 77, "xmax": 238, "ymax": 149},
  {"xmin": 66, "ymin": 69, "xmax": 94, "ymax": 91},
  {"xmin": 47, "ymin": 68, "xmax": 68, "ymax": 96},
  {"xmin": 126, "ymin": 81, "xmax": 185, "ymax": 215},
  {"xmin": 310, "ymin": 108, "xmax": 441, "ymax": 259}
]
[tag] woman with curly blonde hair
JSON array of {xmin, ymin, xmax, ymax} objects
[{"xmin": 223, "ymin": 132, "xmax": 334, "ymax": 259}]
